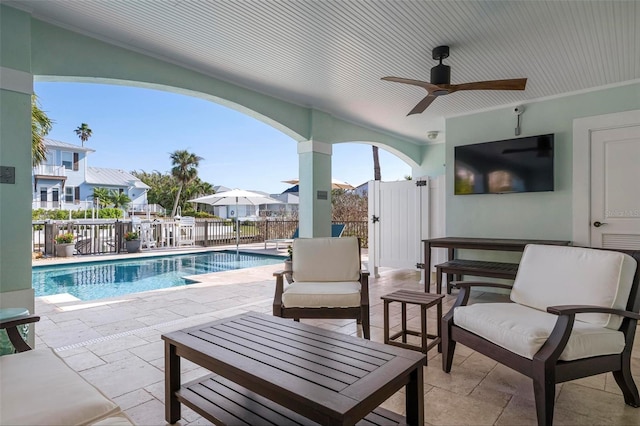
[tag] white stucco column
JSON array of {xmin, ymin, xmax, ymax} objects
[
  {"xmin": 0, "ymin": 6, "xmax": 36, "ymax": 347},
  {"xmin": 297, "ymin": 140, "xmax": 332, "ymax": 237}
]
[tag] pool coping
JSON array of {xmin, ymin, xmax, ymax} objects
[{"xmin": 33, "ymin": 245, "xmax": 288, "ymax": 269}]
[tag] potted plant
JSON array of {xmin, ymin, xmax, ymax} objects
[
  {"xmin": 54, "ymin": 233, "xmax": 75, "ymax": 257},
  {"xmin": 124, "ymin": 231, "xmax": 141, "ymax": 253},
  {"xmin": 284, "ymin": 245, "xmax": 293, "ymax": 283}
]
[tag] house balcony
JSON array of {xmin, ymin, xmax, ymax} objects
[
  {"xmin": 33, "ymin": 164, "xmax": 67, "ymax": 178},
  {"xmin": 33, "ymin": 165, "xmax": 67, "ymax": 191}
]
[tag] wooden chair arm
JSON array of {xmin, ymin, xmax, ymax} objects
[
  {"xmin": 450, "ymin": 281, "xmax": 513, "ymax": 290},
  {"xmin": 273, "ymin": 274, "xmax": 285, "ymax": 315},
  {"xmin": 0, "ymin": 314, "xmax": 40, "ymax": 330},
  {"xmin": 547, "ymin": 305, "xmax": 640, "ymax": 320},
  {"xmin": 0, "ymin": 314, "xmax": 40, "ymax": 353},
  {"xmin": 359, "ymin": 271, "xmax": 370, "ymax": 306},
  {"xmin": 535, "ymin": 304, "xmax": 640, "ymax": 365}
]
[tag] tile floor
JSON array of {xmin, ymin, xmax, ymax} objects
[{"xmin": 32, "ymin": 246, "xmax": 640, "ymax": 425}]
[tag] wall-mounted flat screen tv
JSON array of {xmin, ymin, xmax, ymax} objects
[{"xmin": 454, "ymin": 134, "xmax": 554, "ymax": 195}]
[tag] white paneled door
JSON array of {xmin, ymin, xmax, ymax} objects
[{"xmin": 590, "ymin": 124, "xmax": 640, "ymax": 249}]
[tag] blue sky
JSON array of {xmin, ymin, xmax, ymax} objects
[{"xmin": 34, "ymin": 82, "xmax": 412, "ymax": 194}]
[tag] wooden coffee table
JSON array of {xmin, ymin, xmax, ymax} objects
[{"xmin": 162, "ymin": 312, "xmax": 426, "ymax": 425}]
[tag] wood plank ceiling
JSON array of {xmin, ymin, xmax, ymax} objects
[{"xmin": 8, "ymin": 0, "xmax": 639, "ymax": 144}]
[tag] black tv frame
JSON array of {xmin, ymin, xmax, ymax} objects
[{"xmin": 454, "ymin": 134, "xmax": 555, "ymax": 195}]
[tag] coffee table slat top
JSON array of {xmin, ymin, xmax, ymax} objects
[{"xmin": 163, "ymin": 312, "xmax": 424, "ymax": 424}]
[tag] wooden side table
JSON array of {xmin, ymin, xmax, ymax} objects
[{"xmin": 382, "ymin": 290, "xmax": 444, "ymax": 364}]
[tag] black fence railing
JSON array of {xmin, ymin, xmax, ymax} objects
[{"xmin": 32, "ymin": 219, "xmax": 368, "ymax": 256}]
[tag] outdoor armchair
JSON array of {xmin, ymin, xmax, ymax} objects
[
  {"xmin": 442, "ymin": 244, "xmax": 640, "ymax": 426},
  {"xmin": 0, "ymin": 313, "xmax": 133, "ymax": 425},
  {"xmin": 273, "ymin": 236, "xmax": 370, "ymax": 339}
]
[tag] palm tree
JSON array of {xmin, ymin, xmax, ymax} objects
[
  {"xmin": 32, "ymin": 95, "xmax": 53, "ymax": 167},
  {"xmin": 74, "ymin": 123, "xmax": 92, "ymax": 147},
  {"xmin": 170, "ymin": 150, "xmax": 203, "ymax": 217},
  {"xmin": 92, "ymin": 187, "xmax": 111, "ymax": 208},
  {"xmin": 109, "ymin": 190, "xmax": 131, "ymax": 209},
  {"xmin": 372, "ymin": 146, "xmax": 381, "ymax": 180}
]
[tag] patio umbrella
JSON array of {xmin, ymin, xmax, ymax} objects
[
  {"xmin": 188, "ymin": 189, "xmax": 281, "ymax": 255},
  {"xmin": 282, "ymin": 178, "xmax": 355, "ymax": 190}
]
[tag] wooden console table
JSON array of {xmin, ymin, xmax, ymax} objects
[{"xmin": 423, "ymin": 237, "xmax": 570, "ymax": 294}]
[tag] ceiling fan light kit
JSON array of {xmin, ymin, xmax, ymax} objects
[{"xmin": 382, "ymin": 45, "xmax": 527, "ymax": 115}]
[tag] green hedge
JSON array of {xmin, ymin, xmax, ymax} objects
[{"xmin": 32, "ymin": 208, "xmax": 124, "ymax": 220}]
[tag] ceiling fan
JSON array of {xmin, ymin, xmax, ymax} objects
[{"xmin": 382, "ymin": 46, "xmax": 527, "ymax": 115}]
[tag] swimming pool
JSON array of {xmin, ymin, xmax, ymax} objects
[{"xmin": 32, "ymin": 251, "xmax": 283, "ymax": 301}]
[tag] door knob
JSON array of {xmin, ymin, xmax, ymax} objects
[{"xmin": 593, "ymin": 221, "xmax": 607, "ymax": 228}]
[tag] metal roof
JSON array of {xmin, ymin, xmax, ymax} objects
[
  {"xmin": 44, "ymin": 138, "xmax": 95, "ymax": 153},
  {"xmin": 11, "ymin": 1, "xmax": 640, "ymax": 144},
  {"xmin": 85, "ymin": 167, "xmax": 150, "ymax": 189}
]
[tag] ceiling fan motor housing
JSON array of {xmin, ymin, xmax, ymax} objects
[
  {"xmin": 431, "ymin": 64, "xmax": 450, "ymax": 85},
  {"xmin": 431, "ymin": 45, "xmax": 451, "ymax": 85}
]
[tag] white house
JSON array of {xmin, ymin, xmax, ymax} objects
[{"xmin": 32, "ymin": 138, "xmax": 149, "ymax": 211}]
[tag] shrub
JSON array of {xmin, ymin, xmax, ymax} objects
[
  {"xmin": 124, "ymin": 231, "xmax": 139, "ymax": 241},
  {"xmin": 54, "ymin": 233, "xmax": 74, "ymax": 244}
]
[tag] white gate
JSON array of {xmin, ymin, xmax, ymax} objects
[{"xmin": 368, "ymin": 178, "xmax": 430, "ymax": 279}]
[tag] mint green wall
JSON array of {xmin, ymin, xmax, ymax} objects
[
  {"xmin": 0, "ymin": 6, "xmax": 32, "ymax": 294},
  {"xmin": 0, "ymin": 7, "xmax": 31, "ymax": 70},
  {"xmin": 446, "ymin": 82, "xmax": 640, "ymax": 240},
  {"xmin": 415, "ymin": 143, "xmax": 445, "ymax": 177}
]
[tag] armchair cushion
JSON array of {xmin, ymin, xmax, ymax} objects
[
  {"xmin": 282, "ymin": 281, "xmax": 362, "ymax": 308},
  {"xmin": 510, "ymin": 245, "xmax": 637, "ymax": 329},
  {"xmin": 0, "ymin": 348, "xmax": 121, "ymax": 425},
  {"xmin": 454, "ymin": 303, "xmax": 625, "ymax": 361},
  {"xmin": 292, "ymin": 237, "xmax": 360, "ymax": 282}
]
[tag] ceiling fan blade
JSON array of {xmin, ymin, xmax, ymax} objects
[
  {"xmin": 382, "ymin": 76, "xmax": 441, "ymax": 93},
  {"xmin": 408, "ymin": 95, "xmax": 437, "ymax": 115},
  {"xmin": 448, "ymin": 78, "xmax": 527, "ymax": 93}
]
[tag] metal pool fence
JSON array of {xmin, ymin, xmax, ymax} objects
[{"xmin": 32, "ymin": 219, "xmax": 368, "ymax": 255}]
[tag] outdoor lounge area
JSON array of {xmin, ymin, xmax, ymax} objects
[
  {"xmin": 2, "ymin": 2, "xmax": 640, "ymax": 425},
  {"xmin": 1, "ymin": 243, "xmax": 634, "ymax": 425}
]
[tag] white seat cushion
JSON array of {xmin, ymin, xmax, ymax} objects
[
  {"xmin": 454, "ymin": 303, "xmax": 625, "ymax": 361},
  {"xmin": 293, "ymin": 237, "xmax": 360, "ymax": 282},
  {"xmin": 282, "ymin": 281, "xmax": 362, "ymax": 308},
  {"xmin": 0, "ymin": 348, "xmax": 121, "ymax": 426},
  {"xmin": 511, "ymin": 245, "xmax": 637, "ymax": 329}
]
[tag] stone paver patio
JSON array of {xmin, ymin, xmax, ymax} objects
[{"xmin": 32, "ymin": 245, "xmax": 640, "ymax": 425}]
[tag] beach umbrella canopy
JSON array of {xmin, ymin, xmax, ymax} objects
[
  {"xmin": 188, "ymin": 189, "xmax": 280, "ymax": 206},
  {"xmin": 188, "ymin": 189, "xmax": 281, "ymax": 254},
  {"xmin": 282, "ymin": 178, "xmax": 355, "ymax": 190}
]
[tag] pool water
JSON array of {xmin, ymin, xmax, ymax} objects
[{"xmin": 32, "ymin": 251, "xmax": 283, "ymax": 301}]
